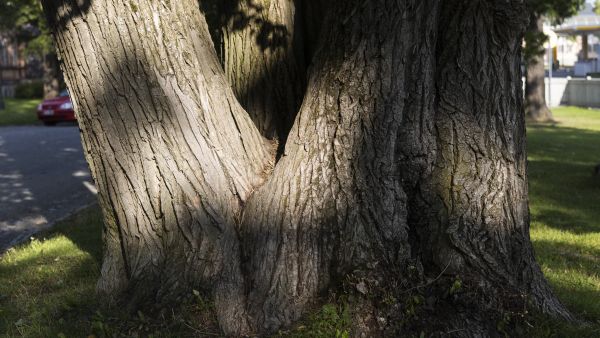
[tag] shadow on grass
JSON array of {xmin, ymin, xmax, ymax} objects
[
  {"xmin": 0, "ymin": 205, "xmax": 103, "ymax": 266},
  {"xmin": 0, "ymin": 204, "xmax": 220, "ymax": 337},
  {"xmin": 528, "ymin": 125, "xmax": 600, "ymax": 235},
  {"xmin": 533, "ymin": 239, "xmax": 600, "ymax": 320},
  {"xmin": 534, "ymin": 208, "xmax": 598, "ymax": 235},
  {"xmin": 46, "ymin": 205, "xmax": 104, "ymax": 263}
]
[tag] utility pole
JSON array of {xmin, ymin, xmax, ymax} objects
[{"xmin": 548, "ymin": 44, "xmax": 553, "ymax": 107}]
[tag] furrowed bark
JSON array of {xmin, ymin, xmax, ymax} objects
[
  {"xmin": 422, "ymin": 0, "xmax": 569, "ymax": 321},
  {"xmin": 202, "ymin": 0, "xmax": 306, "ymax": 141},
  {"xmin": 241, "ymin": 0, "xmax": 571, "ymax": 333},
  {"xmin": 525, "ymin": 15, "xmax": 554, "ymax": 122},
  {"xmin": 41, "ymin": 0, "xmax": 270, "ymax": 334},
  {"xmin": 42, "ymin": 0, "xmax": 572, "ymax": 336},
  {"xmin": 240, "ymin": 0, "xmax": 438, "ymax": 332}
]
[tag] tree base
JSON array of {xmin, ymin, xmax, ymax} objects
[
  {"xmin": 525, "ymin": 106, "xmax": 556, "ymax": 123},
  {"xmin": 334, "ymin": 273, "xmax": 569, "ymax": 337}
]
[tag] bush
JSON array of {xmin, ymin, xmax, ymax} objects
[{"xmin": 14, "ymin": 81, "xmax": 43, "ymax": 99}]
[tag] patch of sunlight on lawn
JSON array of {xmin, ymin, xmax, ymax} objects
[
  {"xmin": 0, "ymin": 98, "xmax": 41, "ymax": 126},
  {"xmin": 551, "ymin": 106, "xmax": 600, "ymax": 132},
  {"xmin": 528, "ymin": 106, "xmax": 600, "ymax": 327},
  {"xmin": 531, "ymin": 223, "xmax": 600, "ymax": 320},
  {"xmin": 0, "ymin": 206, "xmax": 220, "ymax": 337},
  {"xmin": 0, "ymin": 208, "xmax": 102, "ymax": 337}
]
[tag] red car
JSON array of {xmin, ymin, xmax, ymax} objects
[{"xmin": 37, "ymin": 90, "xmax": 76, "ymax": 125}]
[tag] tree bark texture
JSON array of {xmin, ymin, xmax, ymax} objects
[
  {"xmin": 422, "ymin": 0, "xmax": 568, "ymax": 321},
  {"xmin": 43, "ymin": 52, "xmax": 61, "ymax": 99},
  {"xmin": 525, "ymin": 15, "xmax": 553, "ymax": 122},
  {"xmin": 201, "ymin": 0, "xmax": 306, "ymax": 142},
  {"xmin": 42, "ymin": 0, "xmax": 271, "ymax": 333},
  {"xmin": 43, "ymin": 0, "xmax": 571, "ymax": 336}
]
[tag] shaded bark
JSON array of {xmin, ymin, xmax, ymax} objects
[
  {"xmin": 43, "ymin": 52, "xmax": 60, "ymax": 99},
  {"xmin": 240, "ymin": 0, "xmax": 424, "ymax": 329},
  {"xmin": 202, "ymin": 0, "xmax": 306, "ymax": 142},
  {"xmin": 42, "ymin": 0, "xmax": 271, "ymax": 334},
  {"xmin": 43, "ymin": 0, "xmax": 571, "ymax": 336},
  {"xmin": 301, "ymin": 0, "xmax": 331, "ymax": 64},
  {"xmin": 525, "ymin": 15, "xmax": 554, "ymax": 122},
  {"xmin": 422, "ymin": 0, "xmax": 568, "ymax": 321},
  {"xmin": 241, "ymin": 0, "xmax": 571, "ymax": 333}
]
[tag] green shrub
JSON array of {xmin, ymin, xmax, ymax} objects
[{"xmin": 14, "ymin": 81, "xmax": 44, "ymax": 99}]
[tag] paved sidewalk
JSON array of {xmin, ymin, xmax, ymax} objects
[{"xmin": 0, "ymin": 125, "xmax": 97, "ymax": 252}]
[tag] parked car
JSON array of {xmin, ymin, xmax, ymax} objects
[{"xmin": 37, "ymin": 90, "xmax": 76, "ymax": 125}]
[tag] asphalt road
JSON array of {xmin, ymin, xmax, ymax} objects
[{"xmin": 0, "ymin": 125, "xmax": 97, "ymax": 252}]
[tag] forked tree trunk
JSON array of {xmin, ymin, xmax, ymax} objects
[
  {"xmin": 43, "ymin": 0, "xmax": 570, "ymax": 336},
  {"xmin": 218, "ymin": 0, "xmax": 306, "ymax": 141},
  {"xmin": 525, "ymin": 15, "xmax": 554, "ymax": 122}
]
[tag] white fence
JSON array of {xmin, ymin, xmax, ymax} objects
[{"xmin": 531, "ymin": 77, "xmax": 600, "ymax": 108}]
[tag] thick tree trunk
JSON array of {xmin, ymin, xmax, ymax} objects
[
  {"xmin": 525, "ymin": 15, "xmax": 554, "ymax": 122},
  {"xmin": 423, "ymin": 0, "xmax": 569, "ymax": 322},
  {"xmin": 241, "ymin": 0, "xmax": 571, "ymax": 333},
  {"xmin": 42, "ymin": 0, "xmax": 271, "ymax": 334},
  {"xmin": 43, "ymin": 0, "xmax": 571, "ymax": 336},
  {"xmin": 43, "ymin": 52, "xmax": 60, "ymax": 99}
]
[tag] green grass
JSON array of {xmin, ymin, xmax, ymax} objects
[
  {"xmin": 0, "ymin": 98, "xmax": 41, "ymax": 126},
  {"xmin": 0, "ymin": 207, "xmax": 221, "ymax": 337},
  {"xmin": 527, "ymin": 106, "xmax": 600, "ymax": 335},
  {"xmin": 1, "ymin": 106, "xmax": 600, "ymax": 336},
  {"xmin": 0, "ymin": 207, "xmax": 101, "ymax": 337}
]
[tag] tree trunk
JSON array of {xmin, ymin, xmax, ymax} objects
[
  {"xmin": 43, "ymin": 0, "xmax": 571, "ymax": 336},
  {"xmin": 201, "ymin": 0, "xmax": 306, "ymax": 142},
  {"xmin": 42, "ymin": 0, "xmax": 271, "ymax": 334},
  {"xmin": 43, "ymin": 52, "xmax": 60, "ymax": 99},
  {"xmin": 525, "ymin": 15, "xmax": 554, "ymax": 122},
  {"xmin": 421, "ymin": 0, "xmax": 569, "ymax": 323},
  {"xmin": 300, "ymin": 0, "xmax": 331, "ymax": 66}
]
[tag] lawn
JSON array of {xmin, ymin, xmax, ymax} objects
[
  {"xmin": 527, "ymin": 106, "xmax": 600, "ymax": 334},
  {"xmin": 0, "ymin": 208, "xmax": 222, "ymax": 337},
  {"xmin": 0, "ymin": 106, "xmax": 599, "ymax": 337},
  {"xmin": 0, "ymin": 208, "xmax": 101, "ymax": 337},
  {"xmin": 0, "ymin": 98, "xmax": 41, "ymax": 126}
]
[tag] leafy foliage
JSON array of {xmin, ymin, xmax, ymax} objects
[
  {"xmin": 14, "ymin": 80, "xmax": 43, "ymax": 99},
  {"xmin": 0, "ymin": 0, "xmax": 52, "ymax": 57},
  {"xmin": 524, "ymin": 0, "xmax": 584, "ymax": 62},
  {"xmin": 277, "ymin": 303, "xmax": 351, "ymax": 338},
  {"xmin": 527, "ymin": 0, "xmax": 584, "ymax": 23}
]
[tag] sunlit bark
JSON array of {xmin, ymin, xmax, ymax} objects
[{"xmin": 43, "ymin": 0, "xmax": 571, "ymax": 335}]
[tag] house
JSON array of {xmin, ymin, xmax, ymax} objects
[
  {"xmin": 553, "ymin": 3, "xmax": 600, "ymax": 76},
  {"xmin": 0, "ymin": 34, "xmax": 28, "ymax": 98}
]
